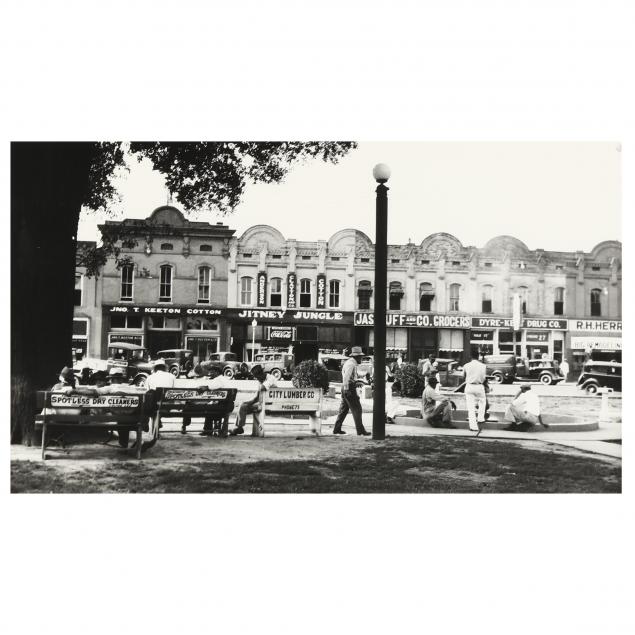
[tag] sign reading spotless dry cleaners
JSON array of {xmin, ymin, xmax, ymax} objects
[{"xmin": 354, "ymin": 312, "xmax": 471, "ymax": 328}]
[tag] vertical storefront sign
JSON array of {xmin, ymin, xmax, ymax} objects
[
  {"xmin": 316, "ymin": 274, "xmax": 326, "ymax": 308},
  {"xmin": 257, "ymin": 272, "xmax": 267, "ymax": 308},
  {"xmin": 287, "ymin": 273, "xmax": 297, "ymax": 309}
]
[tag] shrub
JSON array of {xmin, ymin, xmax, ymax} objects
[
  {"xmin": 292, "ymin": 360, "xmax": 329, "ymax": 392},
  {"xmin": 394, "ymin": 362, "xmax": 425, "ymax": 397}
]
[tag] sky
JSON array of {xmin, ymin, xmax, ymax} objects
[{"xmin": 78, "ymin": 142, "xmax": 621, "ymax": 252}]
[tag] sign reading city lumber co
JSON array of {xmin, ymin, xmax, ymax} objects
[
  {"xmin": 471, "ymin": 317, "xmax": 567, "ymax": 330},
  {"xmin": 257, "ymin": 272, "xmax": 267, "ymax": 308},
  {"xmin": 286, "ymin": 273, "xmax": 297, "ymax": 309},
  {"xmin": 266, "ymin": 388, "xmax": 320, "ymax": 410},
  {"xmin": 354, "ymin": 312, "xmax": 471, "ymax": 328},
  {"xmin": 568, "ymin": 319, "xmax": 622, "ymax": 332},
  {"xmin": 316, "ymin": 274, "xmax": 326, "ymax": 308}
]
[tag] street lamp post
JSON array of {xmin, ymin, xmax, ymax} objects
[
  {"xmin": 372, "ymin": 163, "xmax": 390, "ymax": 440},
  {"xmin": 251, "ymin": 318, "xmax": 257, "ymax": 362}
]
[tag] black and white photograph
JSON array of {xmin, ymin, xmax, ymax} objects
[
  {"xmin": 10, "ymin": 141, "xmax": 623, "ymax": 493},
  {"xmin": 2, "ymin": 2, "xmax": 634, "ymax": 635}
]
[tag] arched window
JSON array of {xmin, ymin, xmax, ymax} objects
[
  {"xmin": 389, "ymin": 281, "xmax": 404, "ymax": 310},
  {"xmin": 329, "ymin": 279, "xmax": 341, "ymax": 308},
  {"xmin": 419, "ymin": 282, "xmax": 434, "ymax": 311},
  {"xmin": 358, "ymin": 280, "xmax": 373, "ymax": 310},
  {"xmin": 200, "ymin": 244, "xmax": 212, "ymax": 252},
  {"xmin": 591, "ymin": 288, "xmax": 602, "ymax": 316},
  {"xmin": 159, "ymin": 265, "xmax": 173, "ymax": 302},
  {"xmin": 554, "ymin": 287, "xmax": 565, "ymax": 315},
  {"xmin": 517, "ymin": 286, "xmax": 529, "ymax": 314},
  {"xmin": 299, "ymin": 278, "xmax": 312, "ymax": 308},
  {"xmin": 160, "ymin": 243, "xmax": 174, "ymax": 251},
  {"xmin": 449, "ymin": 283, "xmax": 460, "ymax": 312},
  {"xmin": 198, "ymin": 266, "xmax": 211, "ymax": 303},
  {"xmin": 120, "ymin": 265, "xmax": 134, "ymax": 301},
  {"xmin": 270, "ymin": 277, "xmax": 282, "ymax": 307},
  {"xmin": 240, "ymin": 277, "xmax": 253, "ymax": 306},
  {"xmin": 482, "ymin": 285, "xmax": 494, "ymax": 313}
]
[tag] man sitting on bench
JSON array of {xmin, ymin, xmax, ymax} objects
[{"xmin": 229, "ymin": 364, "xmax": 277, "ymax": 436}]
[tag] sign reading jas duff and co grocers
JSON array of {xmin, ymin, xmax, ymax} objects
[
  {"xmin": 256, "ymin": 272, "xmax": 267, "ymax": 308},
  {"xmin": 316, "ymin": 274, "xmax": 326, "ymax": 309},
  {"xmin": 354, "ymin": 312, "xmax": 472, "ymax": 328},
  {"xmin": 286, "ymin": 273, "xmax": 297, "ymax": 309}
]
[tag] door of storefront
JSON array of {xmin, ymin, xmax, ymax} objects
[
  {"xmin": 185, "ymin": 336, "xmax": 219, "ymax": 364},
  {"xmin": 147, "ymin": 331, "xmax": 182, "ymax": 357}
]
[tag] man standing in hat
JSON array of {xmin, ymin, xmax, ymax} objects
[
  {"xmin": 332, "ymin": 346, "xmax": 370, "ymax": 436},
  {"xmin": 462, "ymin": 350, "xmax": 487, "ymax": 432}
]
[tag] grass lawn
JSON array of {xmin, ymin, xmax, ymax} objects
[{"xmin": 11, "ymin": 436, "xmax": 621, "ymax": 493}]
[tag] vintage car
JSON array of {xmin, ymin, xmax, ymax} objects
[
  {"xmin": 157, "ymin": 349, "xmax": 194, "ymax": 377},
  {"xmin": 319, "ymin": 353, "xmax": 371, "ymax": 395},
  {"xmin": 433, "ymin": 358, "xmax": 465, "ymax": 388},
  {"xmin": 199, "ymin": 351, "xmax": 247, "ymax": 379},
  {"xmin": 514, "ymin": 357, "xmax": 563, "ymax": 385},
  {"xmin": 246, "ymin": 352, "xmax": 295, "ymax": 380},
  {"xmin": 576, "ymin": 360, "xmax": 622, "ymax": 394},
  {"xmin": 358, "ymin": 355, "xmax": 374, "ymax": 378},
  {"xmin": 106, "ymin": 342, "xmax": 155, "ymax": 386},
  {"xmin": 483, "ymin": 354, "xmax": 517, "ymax": 384}
]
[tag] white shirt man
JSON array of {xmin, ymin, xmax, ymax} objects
[
  {"xmin": 146, "ymin": 362, "xmax": 176, "ymax": 390},
  {"xmin": 560, "ymin": 359, "xmax": 570, "ymax": 381},
  {"xmin": 462, "ymin": 355, "xmax": 487, "ymax": 431},
  {"xmin": 504, "ymin": 386, "xmax": 545, "ymax": 430}
]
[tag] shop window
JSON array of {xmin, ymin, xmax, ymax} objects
[
  {"xmin": 74, "ymin": 274, "xmax": 83, "ymax": 306},
  {"xmin": 297, "ymin": 325, "xmax": 318, "ymax": 341},
  {"xmin": 186, "ymin": 317, "xmax": 217, "ymax": 331},
  {"xmin": 299, "ymin": 278, "xmax": 312, "ymax": 307},
  {"xmin": 72, "ymin": 318, "xmax": 88, "ymax": 336},
  {"xmin": 159, "ymin": 265, "xmax": 173, "ymax": 302},
  {"xmin": 329, "ymin": 279, "xmax": 341, "ymax": 308},
  {"xmin": 449, "ymin": 283, "xmax": 460, "ymax": 312},
  {"xmin": 419, "ymin": 282, "xmax": 434, "ymax": 311},
  {"xmin": 358, "ymin": 280, "xmax": 373, "ymax": 310},
  {"xmin": 554, "ymin": 287, "xmax": 564, "ymax": 315},
  {"xmin": 590, "ymin": 288, "xmax": 602, "ymax": 316},
  {"xmin": 200, "ymin": 244, "xmax": 212, "ymax": 252},
  {"xmin": 482, "ymin": 285, "xmax": 494, "ymax": 313},
  {"xmin": 389, "ymin": 281, "xmax": 404, "ymax": 310},
  {"xmin": 160, "ymin": 243, "xmax": 174, "ymax": 251},
  {"xmin": 198, "ymin": 266, "xmax": 211, "ymax": 303},
  {"xmin": 270, "ymin": 277, "xmax": 283, "ymax": 307},
  {"xmin": 120, "ymin": 265, "xmax": 134, "ymax": 301},
  {"xmin": 111, "ymin": 314, "xmax": 142, "ymax": 329},
  {"xmin": 148, "ymin": 315, "xmax": 181, "ymax": 329},
  {"xmin": 240, "ymin": 276, "xmax": 253, "ymax": 305},
  {"xmin": 517, "ymin": 286, "xmax": 529, "ymax": 314}
]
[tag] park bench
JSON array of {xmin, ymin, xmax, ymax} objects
[
  {"xmin": 154, "ymin": 387, "xmax": 238, "ymax": 437},
  {"xmin": 35, "ymin": 391, "xmax": 147, "ymax": 460},
  {"xmin": 252, "ymin": 387, "xmax": 323, "ymax": 437}
]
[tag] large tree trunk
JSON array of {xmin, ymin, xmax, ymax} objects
[{"xmin": 11, "ymin": 143, "xmax": 96, "ymax": 444}]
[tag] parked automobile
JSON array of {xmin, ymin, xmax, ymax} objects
[
  {"xmin": 106, "ymin": 342, "xmax": 155, "ymax": 386},
  {"xmin": 576, "ymin": 360, "xmax": 622, "ymax": 394},
  {"xmin": 515, "ymin": 357, "xmax": 563, "ymax": 385},
  {"xmin": 483, "ymin": 354, "xmax": 517, "ymax": 384},
  {"xmin": 433, "ymin": 358, "xmax": 465, "ymax": 388},
  {"xmin": 247, "ymin": 352, "xmax": 295, "ymax": 380},
  {"xmin": 319, "ymin": 353, "xmax": 349, "ymax": 384},
  {"xmin": 200, "ymin": 351, "xmax": 247, "ymax": 379},
  {"xmin": 157, "ymin": 349, "xmax": 194, "ymax": 377},
  {"xmin": 358, "ymin": 355, "xmax": 374, "ymax": 378}
]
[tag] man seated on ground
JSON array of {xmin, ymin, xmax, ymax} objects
[
  {"xmin": 504, "ymin": 385, "xmax": 549, "ymax": 431},
  {"xmin": 421, "ymin": 376, "xmax": 456, "ymax": 429},
  {"xmin": 229, "ymin": 364, "xmax": 276, "ymax": 436}
]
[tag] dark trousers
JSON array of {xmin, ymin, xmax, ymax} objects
[{"xmin": 333, "ymin": 389, "xmax": 366, "ymax": 434}]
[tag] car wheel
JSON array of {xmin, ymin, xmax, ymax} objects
[
  {"xmin": 585, "ymin": 383, "xmax": 599, "ymax": 395},
  {"xmin": 169, "ymin": 365, "xmax": 180, "ymax": 377},
  {"xmin": 270, "ymin": 368, "xmax": 282, "ymax": 380},
  {"xmin": 540, "ymin": 373, "xmax": 553, "ymax": 386},
  {"xmin": 223, "ymin": 367, "xmax": 235, "ymax": 379},
  {"xmin": 133, "ymin": 374, "xmax": 147, "ymax": 388},
  {"xmin": 490, "ymin": 371, "xmax": 504, "ymax": 384}
]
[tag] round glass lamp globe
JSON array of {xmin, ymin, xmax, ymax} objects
[{"xmin": 372, "ymin": 163, "xmax": 391, "ymax": 183}]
